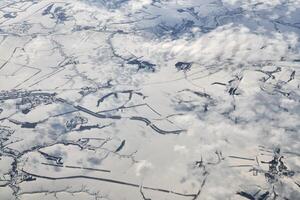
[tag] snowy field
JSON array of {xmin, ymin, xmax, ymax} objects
[{"xmin": 0, "ymin": 0, "xmax": 300, "ymax": 199}]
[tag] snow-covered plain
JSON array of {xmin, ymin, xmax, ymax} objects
[{"xmin": 0, "ymin": 0, "xmax": 300, "ymax": 199}]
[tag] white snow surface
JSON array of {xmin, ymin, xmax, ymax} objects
[{"xmin": 0, "ymin": 0, "xmax": 299, "ymax": 199}]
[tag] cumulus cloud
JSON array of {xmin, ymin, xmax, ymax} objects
[{"xmin": 135, "ymin": 160, "xmax": 154, "ymax": 177}]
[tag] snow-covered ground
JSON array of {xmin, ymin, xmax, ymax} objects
[{"xmin": 0, "ymin": 0, "xmax": 299, "ymax": 199}]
